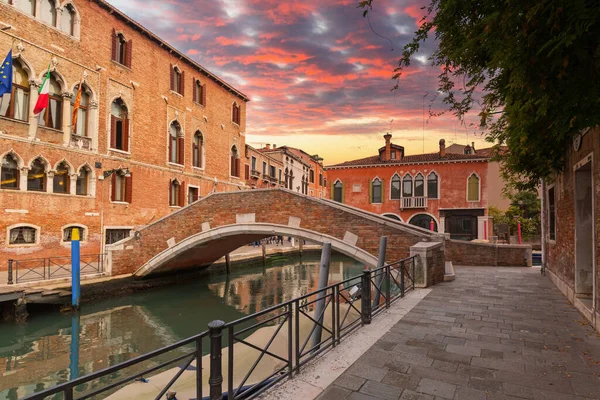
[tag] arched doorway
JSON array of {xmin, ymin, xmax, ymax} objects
[
  {"xmin": 382, "ymin": 213, "xmax": 402, "ymax": 222},
  {"xmin": 409, "ymin": 214, "xmax": 438, "ymax": 232}
]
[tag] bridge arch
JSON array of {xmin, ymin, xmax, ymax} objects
[{"xmin": 133, "ymin": 223, "xmax": 378, "ymax": 277}]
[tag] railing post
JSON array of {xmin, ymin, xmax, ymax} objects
[
  {"xmin": 208, "ymin": 320, "xmax": 225, "ymax": 400},
  {"xmin": 311, "ymin": 242, "xmax": 331, "ymax": 354},
  {"xmin": 385, "ymin": 264, "xmax": 391, "ymax": 308},
  {"xmin": 287, "ymin": 303, "xmax": 293, "ymax": 378},
  {"xmin": 196, "ymin": 337, "xmax": 203, "ymax": 400},
  {"xmin": 361, "ymin": 269, "xmax": 372, "ymax": 325},
  {"xmin": 295, "ymin": 300, "xmax": 300, "ymax": 373},
  {"xmin": 401, "ymin": 261, "xmax": 406, "ymax": 298},
  {"xmin": 412, "ymin": 258, "xmax": 416, "ymax": 290},
  {"xmin": 7, "ymin": 260, "xmax": 13, "ymax": 285},
  {"xmin": 372, "ymin": 236, "xmax": 387, "ymax": 309}
]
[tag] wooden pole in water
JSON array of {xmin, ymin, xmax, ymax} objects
[
  {"xmin": 225, "ymin": 253, "xmax": 231, "ymax": 275},
  {"xmin": 299, "ymin": 238, "xmax": 303, "ymax": 255},
  {"xmin": 372, "ymin": 236, "xmax": 388, "ymax": 309},
  {"xmin": 311, "ymin": 242, "xmax": 331, "ymax": 353},
  {"xmin": 261, "ymin": 242, "xmax": 266, "ymax": 265}
]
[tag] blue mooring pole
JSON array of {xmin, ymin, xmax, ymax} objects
[
  {"xmin": 71, "ymin": 228, "xmax": 81, "ymax": 310},
  {"xmin": 69, "ymin": 312, "xmax": 81, "ymax": 380}
]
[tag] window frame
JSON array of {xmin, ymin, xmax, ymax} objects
[
  {"xmin": 38, "ymin": 74, "xmax": 63, "ymax": 131},
  {"xmin": 109, "ymin": 98, "xmax": 129, "ymax": 152},
  {"xmin": 427, "ymin": 172, "xmax": 439, "ymax": 199},
  {"xmin": 0, "ymin": 59, "xmax": 30, "ymax": 122},
  {"xmin": 414, "ymin": 173, "xmax": 425, "ymax": 197},
  {"xmin": 71, "ymin": 83, "xmax": 89, "ymax": 137},
  {"xmin": 27, "ymin": 158, "xmax": 48, "ymax": 192},
  {"xmin": 390, "ymin": 174, "xmax": 401, "ymax": 200},
  {"xmin": 1, "ymin": 153, "xmax": 21, "ymax": 190},
  {"xmin": 371, "ymin": 178, "xmax": 382, "ymax": 204},
  {"xmin": 187, "ymin": 185, "xmax": 200, "ymax": 205},
  {"xmin": 467, "ymin": 173, "xmax": 481, "ymax": 202},
  {"xmin": 192, "ymin": 131, "xmax": 203, "ymax": 168},
  {"xmin": 232, "ymin": 102, "xmax": 241, "ymax": 125},
  {"xmin": 548, "ymin": 185, "xmax": 556, "ymax": 242},
  {"xmin": 61, "ymin": 224, "xmax": 88, "ymax": 243},
  {"xmin": 333, "ymin": 180, "xmax": 343, "ymax": 203},
  {"xmin": 53, "ymin": 161, "xmax": 71, "ymax": 194},
  {"xmin": 7, "ymin": 224, "xmax": 40, "ymax": 247},
  {"xmin": 402, "ymin": 174, "xmax": 413, "ymax": 197}
]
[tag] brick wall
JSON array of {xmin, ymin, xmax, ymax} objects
[
  {"xmin": 445, "ymin": 240, "xmax": 531, "ymax": 267},
  {"xmin": 544, "ymin": 128, "xmax": 600, "ymax": 315},
  {"xmin": 0, "ymin": 0, "xmax": 248, "ymax": 270},
  {"xmin": 109, "ymin": 189, "xmax": 436, "ymax": 276}
]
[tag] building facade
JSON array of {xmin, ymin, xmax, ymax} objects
[
  {"xmin": 244, "ymin": 144, "xmax": 284, "ymax": 189},
  {"xmin": 258, "ymin": 145, "xmax": 312, "ymax": 195},
  {"xmin": 543, "ymin": 127, "xmax": 599, "ymax": 333},
  {"xmin": 0, "ymin": 0, "xmax": 248, "ymax": 269},
  {"xmin": 326, "ymin": 134, "xmax": 493, "ymax": 241}
]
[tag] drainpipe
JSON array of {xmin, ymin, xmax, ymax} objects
[{"xmin": 540, "ymin": 179, "xmax": 546, "ymax": 273}]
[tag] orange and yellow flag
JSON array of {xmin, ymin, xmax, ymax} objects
[{"xmin": 71, "ymin": 80, "xmax": 83, "ymax": 131}]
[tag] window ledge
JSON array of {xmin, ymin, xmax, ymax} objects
[
  {"xmin": 168, "ymin": 162, "xmax": 184, "ymax": 168},
  {"xmin": 109, "ymin": 148, "xmax": 131, "ymax": 155},
  {"xmin": 169, "ymin": 206, "xmax": 182, "ymax": 209},
  {"xmin": 170, "ymin": 90, "xmax": 183, "ymax": 98},
  {"xmin": 192, "ymin": 166, "xmax": 205, "ymax": 172},
  {"xmin": 193, "ymin": 101, "xmax": 205, "ymax": 107},
  {"xmin": 110, "ymin": 201, "xmax": 130, "ymax": 205},
  {"xmin": 111, "ymin": 60, "xmax": 131, "ymax": 71},
  {"xmin": 0, "ymin": 115, "xmax": 29, "ymax": 126},
  {"xmin": 7, "ymin": 243, "xmax": 40, "ymax": 248},
  {"xmin": 467, "ymin": 200, "xmax": 481, "ymax": 203},
  {"xmin": 38, "ymin": 126, "xmax": 63, "ymax": 134}
]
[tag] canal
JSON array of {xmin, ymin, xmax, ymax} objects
[{"xmin": 0, "ymin": 251, "xmax": 365, "ymax": 399}]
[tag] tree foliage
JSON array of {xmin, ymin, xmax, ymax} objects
[{"xmin": 360, "ymin": 0, "xmax": 600, "ymax": 188}]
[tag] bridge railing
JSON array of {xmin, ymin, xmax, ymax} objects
[{"xmin": 24, "ymin": 255, "xmax": 418, "ymax": 400}]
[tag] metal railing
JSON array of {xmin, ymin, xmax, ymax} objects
[
  {"xmin": 401, "ymin": 196, "xmax": 428, "ymax": 209},
  {"xmin": 24, "ymin": 255, "xmax": 417, "ymax": 400},
  {"xmin": 7, "ymin": 254, "xmax": 105, "ymax": 284}
]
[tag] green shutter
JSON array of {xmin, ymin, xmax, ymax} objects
[
  {"xmin": 331, "ymin": 182, "xmax": 334, "ymax": 200},
  {"xmin": 341, "ymin": 182, "xmax": 345, "ymax": 203},
  {"xmin": 369, "ymin": 180, "xmax": 373, "ymax": 203},
  {"xmin": 381, "ymin": 178, "xmax": 385, "ymax": 203}
]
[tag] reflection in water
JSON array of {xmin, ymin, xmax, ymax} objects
[{"xmin": 0, "ymin": 252, "xmax": 364, "ymax": 399}]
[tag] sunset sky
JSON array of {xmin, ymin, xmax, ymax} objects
[{"xmin": 107, "ymin": 0, "xmax": 490, "ymax": 165}]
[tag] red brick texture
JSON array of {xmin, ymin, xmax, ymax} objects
[
  {"xmin": 544, "ymin": 128, "xmax": 600, "ymax": 314},
  {"xmin": 0, "ymin": 0, "xmax": 247, "ymax": 270},
  {"xmin": 446, "ymin": 240, "xmax": 531, "ymax": 267}
]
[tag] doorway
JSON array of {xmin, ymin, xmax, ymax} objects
[{"xmin": 574, "ymin": 159, "xmax": 595, "ymax": 303}]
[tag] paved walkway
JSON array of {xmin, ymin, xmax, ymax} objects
[{"xmin": 319, "ymin": 266, "xmax": 600, "ymax": 400}]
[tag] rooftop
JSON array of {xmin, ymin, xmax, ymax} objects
[{"xmin": 327, "ymin": 151, "xmax": 488, "ymax": 169}]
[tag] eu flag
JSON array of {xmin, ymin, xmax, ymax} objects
[{"xmin": 0, "ymin": 50, "xmax": 13, "ymax": 97}]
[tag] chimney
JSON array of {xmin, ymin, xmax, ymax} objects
[
  {"xmin": 471, "ymin": 141, "xmax": 476, "ymax": 153},
  {"xmin": 273, "ymin": 144, "xmax": 277, "ymax": 149},
  {"xmin": 384, "ymin": 133, "xmax": 392, "ymax": 161},
  {"xmin": 266, "ymin": 144, "xmax": 271, "ymax": 150},
  {"xmin": 439, "ymin": 138, "xmax": 446, "ymax": 158}
]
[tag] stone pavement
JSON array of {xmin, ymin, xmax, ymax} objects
[{"xmin": 319, "ymin": 266, "xmax": 600, "ymax": 400}]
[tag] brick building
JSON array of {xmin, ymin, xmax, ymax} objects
[
  {"xmin": 0, "ymin": 0, "xmax": 248, "ymax": 269},
  {"xmin": 542, "ymin": 127, "xmax": 599, "ymax": 333},
  {"xmin": 244, "ymin": 144, "xmax": 284, "ymax": 189},
  {"xmin": 326, "ymin": 134, "xmax": 493, "ymax": 241}
]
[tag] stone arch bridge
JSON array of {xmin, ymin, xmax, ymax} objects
[{"xmin": 107, "ymin": 189, "xmax": 443, "ymax": 278}]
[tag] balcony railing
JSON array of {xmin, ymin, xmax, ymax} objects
[
  {"xmin": 400, "ymin": 196, "xmax": 427, "ymax": 209},
  {"xmin": 251, "ymin": 169, "xmax": 260, "ymax": 178},
  {"xmin": 70, "ymin": 134, "xmax": 92, "ymax": 151}
]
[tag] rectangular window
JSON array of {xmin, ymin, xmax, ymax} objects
[
  {"xmin": 403, "ymin": 179, "xmax": 413, "ymax": 197},
  {"xmin": 9, "ymin": 227, "xmax": 37, "ymax": 245},
  {"xmin": 372, "ymin": 184, "xmax": 382, "ymax": 203},
  {"xmin": 391, "ymin": 151, "xmax": 396, "ymax": 160},
  {"xmin": 319, "ymin": 173, "xmax": 323, "ymax": 186},
  {"xmin": 114, "ymin": 174, "xmax": 125, "ymax": 201},
  {"xmin": 548, "ymin": 186, "xmax": 556, "ymax": 240},
  {"xmin": 188, "ymin": 187, "xmax": 199, "ymax": 204},
  {"xmin": 262, "ymin": 161, "xmax": 267, "ymax": 175},
  {"xmin": 270, "ymin": 165, "xmax": 276, "ymax": 177},
  {"xmin": 310, "ymin": 170, "xmax": 315, "ymax": 183},
  {"xmin": 105, "ymin": 229, "xmax": 131, "ymax": 245},
  {"xmin": 251, "ymin": 157, "xmax": 256, "ymax": 171}
]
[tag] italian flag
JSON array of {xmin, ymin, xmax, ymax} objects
[{"xmin": 34, "ymin": 65, "xmax": 50, "ymax": 115}]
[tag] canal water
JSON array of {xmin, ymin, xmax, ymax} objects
[{"xmin": 0, "ymin": 251, "xmax": 365, "ymax": 399}]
